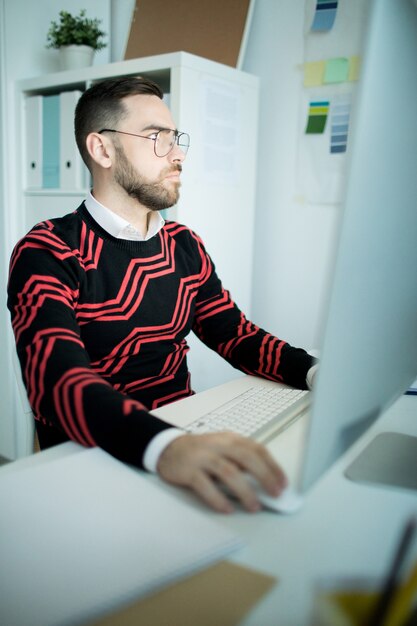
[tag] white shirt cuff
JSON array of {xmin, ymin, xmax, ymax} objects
[
  {"xmin": 142, "ymin": 428, "xmax": 186, "ymax": 473},
  {"xmin": 306, "ymin": 364, "xmax": 320, "ymax": 390}
]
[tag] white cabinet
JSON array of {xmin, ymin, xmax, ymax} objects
[{"xmin": 14, "ymin": 51, "xmax": 259, "ymax": 392}]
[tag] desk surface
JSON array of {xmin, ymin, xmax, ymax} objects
[{"xmin": 1, "ymin": 395, "xmax": 416, "ymax": 626}]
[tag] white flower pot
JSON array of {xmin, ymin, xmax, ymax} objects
[{"xmin": 59, "ymin": 45, "xmax": 95, "ymax": 71}]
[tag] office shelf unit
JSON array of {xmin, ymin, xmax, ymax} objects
[{"xmin": 14, "ymin": 52, "xmax": 259, "ymax": 392}]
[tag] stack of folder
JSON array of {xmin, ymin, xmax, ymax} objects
[{"xmin": 25, "ymin": 90, "xmax": 88, "ymax": 190}]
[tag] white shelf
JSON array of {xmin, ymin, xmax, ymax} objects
[
  {"xmin": 25, "ymin": 189, "xmax": 88, "ymax": 196},
  {"xmin": 17, "ymin": 52, "xmax": 257, "ymax": 93}
]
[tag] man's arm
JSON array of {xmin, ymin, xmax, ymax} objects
[{"xmin": 191, "ymin": 237, "xmax": 316, "ymax": 389}]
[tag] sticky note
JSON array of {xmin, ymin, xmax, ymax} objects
[
  {"xmin": 311, "ymin": 0, "xmax": 338, "ymax": 32},
  {"xmin": 330, "ymin": 97, "xmax": 351, "ymax": 153},
  {"xmin": 303, "ymin": 61, "xmax": 325, "ymax": 87},
  {"xmin": 348, "ymin": 56, "xmax": 361, "ymax": 81},
  {"xmin": 306, "ymin": 101, "xmax": 329, "ymax": 134},
  {"xmin": 324, "ymin": 57, "xmax": 349, "ymax": 83}
]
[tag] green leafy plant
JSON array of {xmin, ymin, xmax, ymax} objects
[{"xmin": 46, "ymin": 9, "xmax": 107, "ymax": 50}]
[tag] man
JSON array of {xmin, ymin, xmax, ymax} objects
[{"xmin": 8, "ymin": 77, "xmax": 316, "ymax": 513}]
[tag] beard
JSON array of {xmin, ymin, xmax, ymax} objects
[{"xmin": 113, "ymin": 144, "xmax": 182, "ymax": 211}]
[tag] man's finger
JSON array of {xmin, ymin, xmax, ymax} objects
[
  {"xmin": 207, "ymin": 456, "xmax": 261, "ymax": 512},
  {"xmin": 190, "ymin": 470, "xmax": 235, "ymax": 514},
  {"xmin": 218, "ymin": 436, "xmax": 288, "ymax": 496}
]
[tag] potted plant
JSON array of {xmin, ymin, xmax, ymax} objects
[{"xmin": 46, "ymin": 9, "xmax": 107, "ymax": 71}]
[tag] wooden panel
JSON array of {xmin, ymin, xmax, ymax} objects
[{"xmin": 124, "ymin": 0, "xmax": 251, "ymax": 67}]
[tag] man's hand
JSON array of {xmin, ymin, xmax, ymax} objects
[{"xmin": 156, "ymin": 432, "xmax": 287, "ymax": 513}]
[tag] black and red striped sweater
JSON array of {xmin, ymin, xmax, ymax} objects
[{"xmin": 7, "ymin": 203, "xmax": 314, "ymax": 468}]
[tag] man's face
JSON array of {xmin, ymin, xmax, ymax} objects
[{"xmin": 111, "ymin": 94, "xmax": 186, "ymax": 211}]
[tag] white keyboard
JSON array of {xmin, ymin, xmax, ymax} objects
[{"xmin": 187, "ymin": 385, "xmax": 309, "ymax": 441}]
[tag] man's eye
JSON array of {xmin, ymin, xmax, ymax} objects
[{"xmin": 148, "ymin": 133, "xmax": 158, "ymax": 140}]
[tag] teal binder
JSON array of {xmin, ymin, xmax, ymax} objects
[{"xmin": 42, "ymin": 95, "xmax": 60, "ymax": 188}]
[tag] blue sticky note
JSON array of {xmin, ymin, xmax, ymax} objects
[
  {"xmin": 311, "ymin": 1, "xmax": 338, "ymax": 32},
  {"xmin": 331, "ymin": 144, "xmax": 347, "ymax": 154}
]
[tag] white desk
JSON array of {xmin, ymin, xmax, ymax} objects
[
  {"xmin": 224, "ymin": 394, "xmax": 417, "ymax": 625},
  {"xmin": 1, "ymin": 395, "xmax": 416, "ymax": 625}
]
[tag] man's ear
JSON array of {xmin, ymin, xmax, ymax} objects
[{"xmin": 85, "ymin": 132, "xmax": 114, "ymax": 169}]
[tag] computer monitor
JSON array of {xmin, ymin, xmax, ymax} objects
[{"xmin": 300, "ymin": 0, "xmax": 417, "ymax": 492}]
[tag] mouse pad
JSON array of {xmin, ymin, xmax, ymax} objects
[
  {"xmin": 91, "ymin": 561, "xmax": 277, "ymax": 626},
  {"xmin": 345, "ymin": 432, "xmax": 417, "ymax": 490}
]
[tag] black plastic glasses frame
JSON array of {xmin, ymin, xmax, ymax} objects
[{"xmin": 98, "ymin": 128, "xmax": 190, "ymax": 157}]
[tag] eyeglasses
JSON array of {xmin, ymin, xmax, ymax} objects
[{"xmin": 98, "ymin": 128, "xmax": 190, "ymax": 158}]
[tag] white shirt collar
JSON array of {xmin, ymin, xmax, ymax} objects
[{"xmin": 84, "ymin": 191, "xmax": 165, "ymax": 241}]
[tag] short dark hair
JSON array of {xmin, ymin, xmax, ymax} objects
[{"xmin": 74, "ymin": 75, "xmax": 163, "ymax": 169}]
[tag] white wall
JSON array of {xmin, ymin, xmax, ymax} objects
[
  {"xmin": 243, "ymin": 0, "xmax": 370, "ymax": 351},
  {"xmin": 243, "ymin": 0, "xmax": 341, "ymax": 351},
  {"xmin": 3, "ymin": 0, "xmax": 111, "ymax": 79},
  {"xmin": 0, "ymin": 0, "xmax": 16, "ymax": 459}
]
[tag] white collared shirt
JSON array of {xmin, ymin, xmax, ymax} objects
[{"xmin": 85, "ymin": 191, "xmax": 165, "ymax": 241}]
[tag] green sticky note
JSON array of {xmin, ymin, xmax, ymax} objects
[
  {"xmin": 306, "ymin": 114, "xmax": 327, "ymax": 134},
  {"xmin": 324, "ymin": 57, "xmax": 349, "ymax": 84}
]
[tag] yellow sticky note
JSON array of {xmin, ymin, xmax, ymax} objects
[
  {"xmin": 304, "ymin": 61, "xmax": 325, "ymax": 87},
  {"xmin": 348, "ymin": 56, "xmax": 361, "ymax": 81}
]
